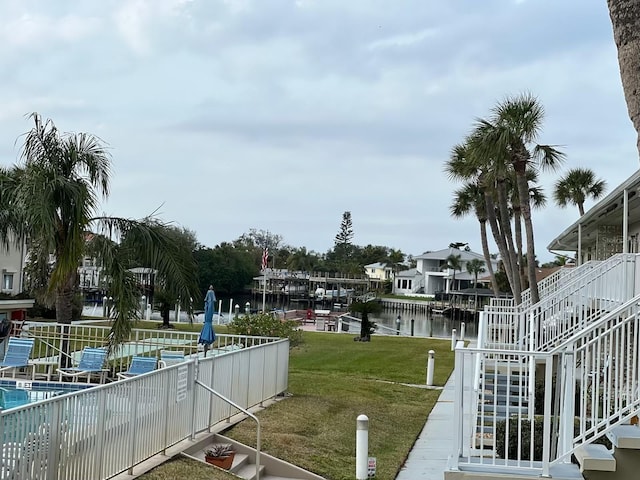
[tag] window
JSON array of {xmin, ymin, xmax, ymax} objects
[{"xmin": 2, "ymin": 273, "xmax": 14, "ymax": 291}]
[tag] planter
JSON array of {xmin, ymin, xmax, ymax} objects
[{"xmin": 205, "ymin": 452, "xmax": 235, "ymax": 470}]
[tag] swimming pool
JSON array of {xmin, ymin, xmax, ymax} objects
[{"xmin": 0, "ymin": 379, "xmax": 93, "ymax": 410}]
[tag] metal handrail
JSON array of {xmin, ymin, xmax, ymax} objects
[{"xmin": 195, "ymin": 375, "xmax": 261, "ymax": 480}]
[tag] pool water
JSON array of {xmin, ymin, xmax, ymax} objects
[{"xmin": 0, "ymin": 380, "xmax": 92, "ymax": 410}]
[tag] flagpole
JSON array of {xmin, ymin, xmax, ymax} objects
[{"xmin": 262, "ymin": 271, "xmax": 267, "ymax": 313}]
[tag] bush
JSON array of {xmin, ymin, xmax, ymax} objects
[
  {"xmin": 496, "ymin": 416, "xmax": 612, "ymax": 461},
  {"xmin": 229, "ymin": 312, "xmax": 303, "ymax": 348}
]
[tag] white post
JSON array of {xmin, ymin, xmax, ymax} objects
[
  {"xmin": 176, "ymin": 302, "xmax": 181, "ymax": 323},
  {"xmin": 245, "ymin": 302, "xmax": 251, "ymax": 314},
  {"xmin": 103, "ymin": 296, "xmax": 108, "ymax": 318},
  {"xmin": 451, "ymin": 329, "xmax": 457, "ymax": 351},
  {"xmin": 460, "ymin": 322, "xmax": 466, "ymax": 341},
  {"xmin": 146, "ymin": 303, "xmax": 151, "ymax": 321},
  {"xmin": 217, "ymin": 300, "xmax": 223, "ymax": 325},
  {"xmin": 228, "ymin": 299, "xmax": 233, "ymax": 324},
  {"xmin": 141, "ymin": 295, "xmax": 146, "ymax": 318},
  {"xmin": 426, "ymin": 350, "xmax": 435, "ymax": 386},
  {"xmin": 356, "ymin": 414, "xmax": 369, "ymax": 480},
  {"xmin": 262, "ymin": 271, "xmax": 267, "ymax": 312}
]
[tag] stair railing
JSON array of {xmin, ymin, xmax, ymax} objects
[
  {"xmin": 547, "ymin": 295, "xmax": 640, "ymax": 465},
  {"xmin": 195, "ymin": 365, "xmax": 261, "ymax": 480},
  {"xmin": 482, "ymin": 254, "xmax": 637, "ymax": 351}
]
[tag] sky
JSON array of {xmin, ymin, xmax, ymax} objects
[{"xmin": 0, "ymin": 0, "xmax": 637, "ymax": 263}]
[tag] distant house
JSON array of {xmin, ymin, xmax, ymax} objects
[
  {"xmin": 0, "ymin": 236, "xmax": 34, "ymax": 322},
  {"xmin": 364, "ymin": 262, "xmax": 394, "ymax": 281},
  {"xmin": 0, "ymin": 236, "xmax": 26, "ymax": 296},
  {"xmin": 393, "ymin": 247, "xmax": 499, "ymax": 296}
]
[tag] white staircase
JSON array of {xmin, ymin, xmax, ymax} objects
[{"xmin": 449, "ymin": 253, "xmax": 640, "ymax": 479}]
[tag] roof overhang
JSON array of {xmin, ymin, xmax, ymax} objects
[
  {"xmin": 0, "ymin": 299, "xmax": 35, "ymax": 313},
  {"xmin": 547, "ymin": 169, "xmax": 640, "ymax": 253}
]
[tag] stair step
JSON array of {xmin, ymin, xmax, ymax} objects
[
  {"xmin": 482, "ymin": 404, "xmax": 528, "ymax": 414},
  {"xmin": 608, "ymin": 425, "xmax": 640, "ymax": 449},
  {"xmin": 574, "ymin": 444, "xmax": 616, "ymax": 472},
  {"xmin": 233, "ymin": 462, "xmax": 266, "ymax": 480},
  {"xmin": 481, "ymin": 393, "xmax": 529, "ymax": 405},
  {"xmin": 482, "ymin": 383, "xmax": 527, "ymax": 394}
]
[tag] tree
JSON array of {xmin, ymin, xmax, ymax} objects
[
  {"xmin": 449, "ymin": 179, "xmax": 500, "ymax": 296},
  {"xmin": 553, "ymin": 167, "xmax": 607, "ymax": 216},
  {"xmin": 443, "ymin": 253, "xmax": 463, "ymax": 292},
  {"xmin": 0, "ymin": 114, "xmax": 199, "ymax": 355},
  {"xmin": 607, "ymin": 0, "xmax": 640, "ymax": 156},
  {"xmin": 334, "ymin": 211, "xmax": 354, "ymax": 246},
  {"xmin": 466, "ymin": 258, "xmax": 486, "ymax": 288},
  {"xmin": 349, "ymin": 300, "xmax": 382, "ymax": 341},
  {"xmin": 475, "ymin": 94, "xmax": 564, "ymax": 304}
]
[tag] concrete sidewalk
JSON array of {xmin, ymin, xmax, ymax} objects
[{"xmin": 395, "ymin": 368, "xmax": 456, "ymax": 480}]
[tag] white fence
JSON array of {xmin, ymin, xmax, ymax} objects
[{"xmin": 0, "ymin": 337, "xmax": 289, "ymax": 479}]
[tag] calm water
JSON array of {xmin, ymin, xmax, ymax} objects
[{"xmin": 368, "ymin": 311, "xmax": 478, "ymax": 340}]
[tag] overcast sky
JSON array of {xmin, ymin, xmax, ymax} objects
[{"xmin": 0, "ymin": 0, "xmax": 637, "ymax": 263}]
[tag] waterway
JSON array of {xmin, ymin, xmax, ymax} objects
[{"xmin": 368, "ymin": 310, "xmax": 477, "ymax": 340}]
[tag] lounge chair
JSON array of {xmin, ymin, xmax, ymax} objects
[
  {"xmin": 57, "ymin": 347, "xmax": 108, "ymax": 383},
  {"xmin": 158, "ymin": 350, "xmax": 185, "ymax": 368},
  {"xmin": 117, "ymin": 356, "xmax": 157, "ymax": 379},
  {"xmin": 0, "ymin": 337, "xmax": 35, "ymax": 378}
]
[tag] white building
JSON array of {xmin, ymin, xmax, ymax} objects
[{"xmin": 393, "ymin": 247, "xmax": 498, "ymax": 296}]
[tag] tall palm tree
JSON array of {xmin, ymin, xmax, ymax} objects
[
  {"xmin": 553, "ymin": 167, "xmax": 607, "ymax": 216},
  {"xmin": 450, "ymin": 181, "xmax": 499, "ymax": 296},
  {"xmin": 446, "ymin": 138, "xmax": 520, "ymax": 300},
  {"xmin": 443, "ymin": 253, "xmax": 462, "ymax": 292},
  {"xmin": 477, "ymin": 94, "xmax": 564, "ymax": 304},
  {"xmin": 607, "ymin": 0, "xmax": 640, "ymax": 157},
  {"xmin": 0, "ymin": 114, "xmax": 199, "ymax": 355}
]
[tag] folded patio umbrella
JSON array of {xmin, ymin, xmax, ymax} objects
[{"xmin": 199, "ymin": 287, "xmax": 217, "ymax": 356}]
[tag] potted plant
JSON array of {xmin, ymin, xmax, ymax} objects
[{"xmin": 203, "ymin": 444, "xmax": 236, "ymax": 469}]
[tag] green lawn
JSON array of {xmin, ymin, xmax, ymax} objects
[{"xmin": 140, "ymin": 331, "xmax": 454, "ymax": 480}]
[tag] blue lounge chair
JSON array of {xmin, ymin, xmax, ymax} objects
[
  {"xmin": 158, "ymin": 350, "xmax": 185, "ymax": 368},
  {"xmin": 0, "ymin": 338, "xmax": 35, "ymax": 378},
  {"xmin": 117, "ymin": 356, "xmax": 157, "ymax": 379},
  {"xmin": 57, "ymin": 347, "xmax": 108, "ymax": 383}
]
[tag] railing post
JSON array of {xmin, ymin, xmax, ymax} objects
[
  {"xmin": 450, "ymin": 346, "xmax": 465, "ymax": 471},
  {"xmin": 451, "ymin": 329, "xmax": 457, "ymax": 351},
  {"xmin": 541, "ymin": 355, "xmax": 553, "ymax": 478},
  {"xmin": 558, "ymin": 347, "xmax": 575, "ymax": 462}
]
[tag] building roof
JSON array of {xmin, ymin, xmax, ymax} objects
[
  {"xmin": 415, "ymin": 247, "xmax": 486, "ymax": 262},
  {"xmin": 364, "ymin": 262, "xmax": 390, "ymax": 269},
  {"xmin": 395, "ymin": 268, "xmax": 420, "ymax": 278},
  {"xmin": 547, "ymin": 168, "xmax": 640, "ymax": 252}
]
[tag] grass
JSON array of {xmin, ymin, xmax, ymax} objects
[{"xmin": 140, "ymin": 331, "xmax": 454, "ymax": 480}]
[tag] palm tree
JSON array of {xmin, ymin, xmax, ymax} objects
[
  {"xmin": 349, "ymin": 300, "xmax": 382, "ymax": 341},
  {"xmin": 446, "ymin": 139, "xmax": 518, "ymax": 297},
  {"xmin": 0, "ymin": 114, "xmax": 199, "ymax": 358},
  {"xmin": 443, "ymin": 253, "xmax": 462, "ymax": 292},
  {"xmin": 553, "ymin": 167, "xmax": 607, "ymax": 216},
  {"xmin": 449, "ymin": 181, "xmax": 500, "ymax": 296},
  {"xmin": 476, "ymin": 94, "xmax": 564, "ymax": 304},
  {"xmin": 466, "ymin": 258, "xmax": 486, "ymax": 288},
  {"xmin": 607, "ymin": 0, "xmax": 640, "ymax": 156}
]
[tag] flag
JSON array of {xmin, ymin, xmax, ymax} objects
[{"xmin": 261, "ymin": 247, "xmax": 269, "ymax": 270}]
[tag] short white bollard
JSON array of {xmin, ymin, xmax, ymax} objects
[
  {"xmin": 451, "ymin": 329, "xmax": 457, "ymax": 351},
  {"xmin": 356, "ymin": 414, "xmax": 369, "ymax": 480},
  {"xmin": 426, "ymin": 350, "xmax": 435, "ymax": 386},
  {"xmin": 460, "ymin": 322, "xmax": 466, "ymax": 341},
  {"xmin": 102, "ymin": 296, "xmax": 108, "ymax": 318},
  {"xmin": 146, "ymin": 303, "xmax": 151, "ymax": 321}
]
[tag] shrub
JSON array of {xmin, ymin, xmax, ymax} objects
[
  {"xmin": 229, "ymin": 312, "xmax": 303, "ymax": 348},
  {"xmin": 496, "ymin": 416, "xmax": 612, "ymax": 461}
]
